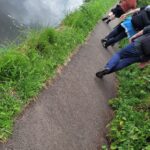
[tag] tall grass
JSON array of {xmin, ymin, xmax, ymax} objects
[{"xmin": 0, "ymin": 0, "xmax": 117, "ymax": 141}]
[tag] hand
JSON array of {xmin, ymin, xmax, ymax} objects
[
  {"xmin": 129, "ymin": 36, "xmax": 135, "ymax": 43},
  {"xmin": 129, "ymin": 38, "xmax": 133, "ymax": 43},
  {"xmin": 120, "ymin": 14, "xmax": 127, "ymax": 20}
]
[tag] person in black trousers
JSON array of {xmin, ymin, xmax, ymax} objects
[{"xmin": 101, "ymin": 6, "xmax": 150, "ymax": 49}]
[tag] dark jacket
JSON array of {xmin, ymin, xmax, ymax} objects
[
  {"xmin": 132, "ymin": 5, "xmax": 150, "ymax": 31},
  {"xmin": 134, "ymin": 25, "xmax": 150, "ymax": 51}
]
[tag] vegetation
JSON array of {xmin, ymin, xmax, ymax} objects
[
  {"xmin": 104, "ymin": 0, "xmax": 150, "ymax": 146},
  {"xmin": 106, "ymin": 64, "xmax": 150, "ymax": 150},
  {"xmin": 0, "ymin": 0, "xmax": 117, "ymax": 142},
  {"xmin": 138, "ymin": 0, "xmax": 149, "ymax": 6}
]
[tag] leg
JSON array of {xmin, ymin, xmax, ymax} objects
[
  {"xmin": 102, "ymin": 11, "xmax": 114, "ymax": 22},
  {"xmin": 105, "ymin": 25, "xmax": 124, "ymax": 39},
  {"xmin": 102, "ymin": 16, "xmax": 109, "ymax": 21},
  {"xmin": 105, "ymin": 13, "xmax": 115, "ymax": 24},
  {"xmin": 106, "ymin": 43, "xmax": 150, "ymax": 71},
  {"xmin": 110, "ymin": 57, "xmax": 141, "ymax": 73},
  {"xmin": 96, "ymin": 56, "xmax": 140, "ymax": 79},
  {"xmin": 101, "ymin": 25, "xmax": 124, "ymax": 48},
  {"xmin": 105, "ymin": 31, "xmax": 127, "ymax": 48},
  {"xmin": 106, "ymin": 19, "xmax": 111, "ymax": 24},
  {"xmin": 102, "ymin": 11, "xmax": 113, "ymax": 21},
  {"xmin": 96, "ymin": 44, "xmax": 142, "ymax": 79},
  {"xmin": 105, "ymin": 43, "xmax": 141, "ymax": 71}
]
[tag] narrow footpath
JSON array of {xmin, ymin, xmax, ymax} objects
[{"xmin": 0, "ymin": 21, "xmax": 117, "ymax": 150}]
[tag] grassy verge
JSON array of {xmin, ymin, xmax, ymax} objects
[
  {"xmin": 103, "ymin": 1, "xmax": 150, "ymax": 149},
  {"xmin": 107, "ymin": 64, "xmax": 150, "ymax": 150},
  {"xmin": 0, "ymin": 0, "xmax": 116, "ymax": 142},
  {"xmin": 104, "ymin": 36, "xmax": 150, "ymax": 149}
]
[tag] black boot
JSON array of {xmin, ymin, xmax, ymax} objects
[
  {"xmin": 106, "ymin": 19, "xmax": 111, "ymax": 24},
  {"xmin": 102, "ymin": 16, "xmax": 108, "ymax": 21},
  {"xmin": 101, "ymin": 39, "xmax": 109, "ymax": 49},
  {"xmin": 101, "ymin": 38, "xmax": 107, "ymax": 43},
  {"xmin": 96, "ymin": 69, "xmax": 110, "ymax": 79}
]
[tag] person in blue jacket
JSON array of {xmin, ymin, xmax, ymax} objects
[{"xmin": 101, "ymin": 5, "xmax": 150, "ymax": 49}]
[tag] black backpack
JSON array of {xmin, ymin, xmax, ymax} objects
[{"xmin": 132, "ymin": 10, "xmax": 150, "ymax": 31}]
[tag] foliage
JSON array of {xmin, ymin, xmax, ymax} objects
[
  {"xmin": 104, "ymin": 1, "xmax": 150, "ymax": 148},
  {"xmin": 105, "ymin": 42, "xmax": 150, "ymax": 149},
  {"xmin": 0, "ymin": 0, "xmax": 117, "ymax": 141},
  {"xmin": 107, "ymin": 65, "xmax": 150, "ymax": 149},
  {"xmin": 138, "ymin": 0, "xmax": 149, "ymax": 6},
  {"xmin": 84, "ymin": 0, "xmax": 92, "ymax": 2}
]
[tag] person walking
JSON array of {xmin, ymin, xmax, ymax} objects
[
  {"xmin": 102, "ymin": 0, "xmax": 137, "ymax": 24},
  {"xmin": 96, "ymin": 25, "xmax": 150, "ymax": 79},
  {"xmin": 101, "ymin": 5, "xmax": 150, "ymax": 49}
]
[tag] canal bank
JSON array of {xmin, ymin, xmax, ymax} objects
[
  {"xmin": 0, "ymin": 14, "xmax": 118, "ymax": 150},
  {"xmin": 0, "ymin": 0, "xmax": 117, "ymax": 147}
]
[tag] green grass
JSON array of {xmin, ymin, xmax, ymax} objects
[
  {"xmin": 138, "ymin": 0, "xmax": 149, "ymax": 6},
  {"xmin": 103, "ymin": 2, "xmax": 150, "ymax": 149},
  {"xmin": 107, "ymin": 65, "xmax": 150, "ymax": 150},
  {"xmin": 0, "ymin": 0, "xmax": 117, "ymax": 141},
  {"xmin": 104, "ymin": 43, "xmax": 150, "ymax": 149}
]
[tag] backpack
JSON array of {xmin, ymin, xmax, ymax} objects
[
  {"xmin": 132, "ymin": 10, "xmax": 150, "ymax": 31},
  {"xmin": 141, "ymin": 35, "xmax": 150, "ymax": 55}
]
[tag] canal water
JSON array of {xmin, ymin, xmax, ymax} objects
[{"xmin": 0, "ymin": 0, "xmax": 83, "ymax": 43}]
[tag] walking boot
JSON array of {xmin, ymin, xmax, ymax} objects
[
  {"xmin": 101, "ymin": 39, "xmax": 109, "ymax": 49},
  {"xmin": 96, "ymin": 69, "xmax": 110, "ymax": 79},
  {"xmin": 106, "ymin": 19, "xmax": 111, "ymax": 24},
  {"xmin": 101, "ymin": 38, "xmax": 107, "ymax": 43},
  {"xmin": 102, "ymin": 16, "xmax": 108, "ymax": 21}
]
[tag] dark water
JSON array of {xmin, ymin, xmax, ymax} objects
[{"xmin": 0, "ymin": 0, "xmax": 83, "ymax": 43}]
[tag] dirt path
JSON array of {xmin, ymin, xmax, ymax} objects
[{"xmin": 0, "ymin": 21, "xmax": 117, "ymax": 150}]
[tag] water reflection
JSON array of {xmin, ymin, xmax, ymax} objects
[{"xmin": 0, "ymin": 0, "xmax": 83, "ymax": 42}]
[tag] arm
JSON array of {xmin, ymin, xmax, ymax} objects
[
  {"xmin": 125, "ymin": 8, "xmax": 140, "ymax": 15},
  {"xmin": 120, "ymin": 8, "xmax": 140, "ymax": 20},
  {"xmin": 130, "ymin": 25, "xmax": 150, "ymax": 43},
  {"xmin": 129, "ymin": 30, "xmax": 143, "ymax": 43}
]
